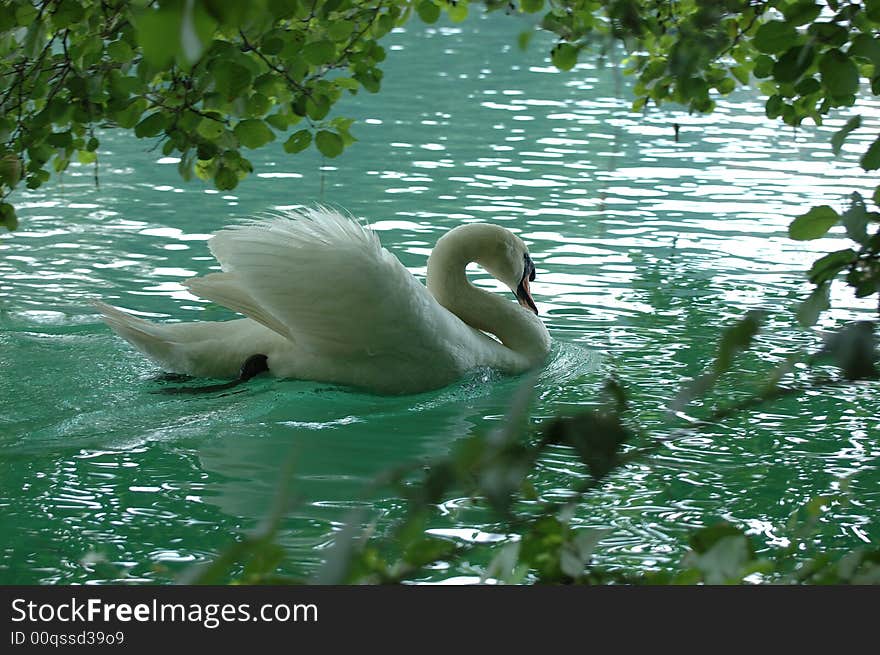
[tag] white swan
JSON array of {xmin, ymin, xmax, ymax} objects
[{"xmin": 95, "ymin": 207, "xmax": 551, "ymax": 394}]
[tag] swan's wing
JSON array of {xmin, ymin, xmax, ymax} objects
[
  {"xmin": 185, "ymin": 207, "xmax": 447, "ymax": 359},
  {"xmin": 185, "ymin": 271, "xmax": 291, "ymax": 339}
]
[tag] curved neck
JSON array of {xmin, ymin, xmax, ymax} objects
[{"xmin": 426, "ymin": 225, "xmax": 550, "ymax": 365}]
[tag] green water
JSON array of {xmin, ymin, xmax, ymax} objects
[{"xmin": 2, "ymin": 16, "xmax": 879, "ymax": 584}]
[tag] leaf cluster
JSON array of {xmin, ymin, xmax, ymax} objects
[
  {"xmin": 0, "ymin": 0, "xmax": 443, "ymax": 227},
  {"xmin": 186, "ymin": 312, "xmax": 878, "ymax": 585}
]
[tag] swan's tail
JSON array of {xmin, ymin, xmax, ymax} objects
[
  {"xmin": 93, "ymin": 301, "xmax": 184, "ymax": 372},
  {"xmin": 94, "ymin": 301, "xmax": 273, "ymax": 378}
]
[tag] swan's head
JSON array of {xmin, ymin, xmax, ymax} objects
[
  {"xmin": 499, "ymin": 248, "xmax": 537, "ymax": 316},
  {"xmin": 467, "ymin": 224, "xmax": 539, "ymax": 315}
]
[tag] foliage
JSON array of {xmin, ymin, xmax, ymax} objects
[
  {"xmin": 182, "ymin": 313, "xmax": 879, "ymax": 585},
  {"xmin": 0, "ymin": 0, "xmax": 431, "ymax": 228},
  {"xmin": 791, "ymin": 192, "xmax": 880, "ymax": 321}
]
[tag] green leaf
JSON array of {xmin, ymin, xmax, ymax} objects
[
  {"xmin": 302, "ymin": 40, "xmax": 336, "ymax": 66},
  {"xmin": 283, "ymin": 129, "xmax": 312, "ymax": 153},
  {"xmin": 730, "ymin": 65, "xmax": 750, "ymax": 85},
  {"xmin": 373, "ymin": 12, "xmax": 394, "ymax": 37},
  {"xmin": 268, "ymin": 0, "xmax": 300, "ymax": 20},
  {"xmin": 196, "ymin": 141, "xmax": 219, "ymax": 160},
  {"xmin": 197, "ymin": 117, "xmax": 225, "ymax": 140},
  {"xmin": 781, "ymin": 0, "xmax": 821, "ymax": 26},
  {"xmin": 265, "ymin": 112, "xmax": 299, "ymax": 130},
  {"xmin": 285, "ymin": 60, "xmax": 309, "ymax": 86},
  {"xmin": 354, "ymin": 67, "xmax": 383, "ymax": 93},
  {"xmin": 403, "ymin": 537, "xmax": 456, "ymax": 567},
  {"xmin": 53, "ymin": 154, "xmax": 70, "ymax": 174},
  {"xmin": 113, "ymin": 98, "xmax": 147, "ymax": 129},
  {"xmin": 315, "ymin": 130, "xmax": 344, "ymax": 157},
  {"xmin": 846, "ymin": 267, "xmax": 880, "ymax": 299},
  {"xmin": 247, "ymin": 93, "xmax": 272, "ymax": 117},
  {"xmin": 849, "ymin": 34, "xmax": 880, "ymax": 67},
  {"xmin": 521, "ymin": 0, "xmax": 544, "ymax": 13},
  {"xmin": 789, "ymin": 205, "xmax": 840, "ymax": 240},
  {"xmin": 0, "ymin": 6, "xmax": 13, "ymax": 29},
  {"xmin": 765, "ymin": 95, "xmax": 785, "ymax": 119},
  {"xmin": 794, "ymin": 77, "xmax": 820, "ymax": 95},
  {"xmin": 542, "ymin": 410, "xmax": 632, "ymax": 481},
  {"xmin": 305, "ymin": 94, "xmax": 331, "ymax": 120},
  {"xmin": 0, "ymin": 202, "xmax": 18, "ymax": 231},
  {"xmin": 334, "ymin": 77, "xmax": 360, "ymax": 92},
  {"xmin": 773, "ymin": 45, "xmax": 814, "ymax": 84},
  {"xmin": 107, "ymin": 40, "xmax": 134, "ymax": 63},
  {"xmin": 821, "ymin": 322, "xmax": 878, "ymax": 380},
  {"xmin": 213, "ymin": 62, "xmax": 253, "ymax": 101},
  {"xmin": 0, "ymin": 154, "xmax": 23, "ymax": 187},
  {"xmin": 446, "ymin": 2, "xmax": 468, "ymax": 22},
  {"xmin": 714, "ymin": 77, "xmax": 736, "ymax": 95},
  {"xmin": 684, "ymin": 533, "xmax": 754, "ymax": 584},
  {"xmin": 327, "ymin": 20, "xmax": 354, "ymax": 42},
  {"xmin": 551, "ymin": 43, "xmax": 578, "ymax": 71},
  {"xmin": 52, "ymin": 0, "xmax": 85, "ymax": 30},
  {"xmin": 866, "ymin": 0, "xmax": 880, "ymax": 21},
  {"xmin": 807, "ymin": 21, "xmax": 848, "ymax": 47},
  {"xmin": 519, "ymin": 516, "xmax": 567, "ymax": 580},
  {"xmin": 841, "ymin": 193, "xmax": 870, "ymax": 244},
  {"xmin": 688, "ymin": 522, "xmax": 748, "ymax": 555},
  {"xmin": 134, "ymin": 4, "xmax": 182, "ymax": 68},
  {"xmin": 134, "ymin": 112, "xmax": 167, "ymax": 138},
  {"xmin": 753, "ymin": 55, "xmax": 774, "ymax": 79},
  {"xmin": 819, "ymin": 49, "xmax": 860, "ymax": 97},
  {"xmin": 241, "ymin": 542, "xmax": 285, "ymax": 580},
  {"xmin": 47, "ymin": 131, "xmax": 73, "ymax": 148},
  {"xmin": 416, "ymin": 0, "xmax": 441, "ymax": 23},
  {"xmin": 15, "ymin": 3, "xmax": 37, "ymax": 25},
  {"xmin": 320, "ymin": 0, "xmax": 343, "ymax": 16},
  {"xmin": 754, "ymin": 21, "xmax": 798, "ymax": 54},
  {"xmin": 861, "ymin": 137, "xmax": 880, "ymax": 171},
  {"xmin": 233, "ymin": 119, "xmax": 275, "ymax": 149},
  {"xmin": 831, "ymin": 116, "xmax": 861, "ymax": 155},
  {"xmin": 807, "ymin": 249, "xmax": 857, "ymax": 284},
  {"xmin": 214, "ymin": 166, "xmax": 239, "ymax": 190},
  {"xmin": 797, "ymin": 282, "xmax": 830, "ymax": 327},
  {"xmin": 483, "ymin": 543, "xmax": 525, "ymax": 584},
  {"xmin": 715, "ymin": 311, "xmax": 764, "ymax": 374}
]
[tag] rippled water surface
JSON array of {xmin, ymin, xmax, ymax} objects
[{"xmin": 2, "ymin": 16, "xmax": 879, "ymax": 584}]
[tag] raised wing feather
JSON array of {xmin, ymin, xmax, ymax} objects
[
  {"xmin": 186, "ymin": 207, "xmax": 449, "ymax": 360},
  {"xmin": 184, "ymin": 271, "xmax": 290, "ymax": 339}
]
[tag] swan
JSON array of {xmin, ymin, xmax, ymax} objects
[{"xmin": 94, "ymin": 207, "xmax": 551, "ymax": 395}]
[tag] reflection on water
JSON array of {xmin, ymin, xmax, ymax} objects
[{"xmin": 1, "ymin": 15, "xmax": 878, "ymax": 583}]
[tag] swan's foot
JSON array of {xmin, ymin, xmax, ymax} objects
[{"xmin": 155, "ymin": 354, "xmax": 270, "ymax": 395}]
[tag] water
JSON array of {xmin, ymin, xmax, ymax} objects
[{"xmin": 1, "ymin": 15, "xmax": 879, "ymax": 584}]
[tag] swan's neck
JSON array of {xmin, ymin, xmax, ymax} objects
[{"xmin": 426, "ymin": 226, "xmax": 550, "ymax": 365}]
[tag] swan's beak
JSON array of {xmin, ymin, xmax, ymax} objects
[{"xmin": 516, "ymin": 255, "xmax": 538, "ymax": 315}]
